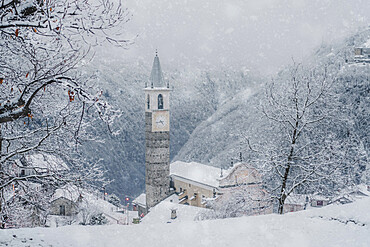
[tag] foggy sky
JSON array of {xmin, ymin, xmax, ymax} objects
[{"xmin": 101, "ymin": 0, "xmax": 370, "ymax": 75}]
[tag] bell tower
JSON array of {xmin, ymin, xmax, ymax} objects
[{"xmin": 144, "ymin": 52, "xmax": 171, "ymax": 209}]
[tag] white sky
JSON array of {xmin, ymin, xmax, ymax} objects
[{"xmin": 101, "ymin": 0, "xmax": 370, "ymax": 75}]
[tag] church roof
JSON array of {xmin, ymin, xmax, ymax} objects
[
  {"xmin": 148, "ymin": 52, "xmax": 167, "ymax": 88},
  {"xmin": 170, "ymin": 161, "xmax": 222, "ymax": 188}
]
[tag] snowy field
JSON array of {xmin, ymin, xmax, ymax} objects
[{"xmin": 1, "ymin": 197, "xmax": 369, "ymax": 247}]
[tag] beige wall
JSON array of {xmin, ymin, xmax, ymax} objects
[
  {"xmin": 172, "ymin": 178, "xmax": 215, "ymax": 208},
  {"xmin": 219, "ymin": 165, "xmax": 261, "ymax": 188}
]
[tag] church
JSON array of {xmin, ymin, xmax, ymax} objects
[{"xmin": 133, "ymin": 52, "xmax": 271, "ymax": 219}]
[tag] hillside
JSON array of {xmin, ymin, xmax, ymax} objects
[
  {"xmin": 174, "ymin": 29, "xmax": 370, "ymax": 171},
  {"xmin": 1, "ymin": 196, "xmax": 369, "ymax": 246}
]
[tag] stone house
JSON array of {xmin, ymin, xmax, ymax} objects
[
  {"xmin": 49, "ymin": 187, "xmax": 82, "ymax": 216},
  {"xmin": 49, "ymin": 197, "xmax": 79, "ymax": 216}
]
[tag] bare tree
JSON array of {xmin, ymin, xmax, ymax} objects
[
  {"xmin": 247, "ymin": 63, "xmax": 360, "ymax": 214},
  {"xmin": 198, "ymin": 184, "xmax": 272, "ymax": 220},
  {"xmin": 0, "ymin": 0, "xmax": 130, "ymax": 227}
]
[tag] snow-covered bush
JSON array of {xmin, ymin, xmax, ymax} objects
[
  {"xmin": 108, "ymin": 194, "xmax": 121, "ymax": 208},
  {"xmin": 89, "ymin": 213, "xmax": 108, "ymax": 225}
]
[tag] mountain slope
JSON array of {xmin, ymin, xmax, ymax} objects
[{"xmin": 174, "ymin": 28, "xmax": 370, "ymax": 173}]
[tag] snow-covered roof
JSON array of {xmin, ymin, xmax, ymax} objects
[
  {"xmin": 331, "ymin": 184, "xmax": 370, "ymax": 204},
  {"xmin": 133, "ymin": 193, "xmax": 146, "ymax": 208},
  {"xmin": 311, "ymin": 195, "xmax": 330, "ymax": 201},
  {"xmin": 51, "ymin": 185, "xmax": 82, "ymax": 202},
  {"xmin": 170, "ymin": 161, "xmax": 222, "ymax": 188},
  {"xmin": 365, "ymin": 39, "xmax": 370, "ymax": 48},
  {"xmin": 218, "ymin": 162, "xmax": 261, "ymax": 186},
  {"xmin": 285, "ymin": 194, "xmax": 309, "ymax": 206},
  {"xmin": 23, "ymin": 153, "xmax": 69, "ymax": 172},
  {"xmin": 51, "ymin": 185, "xmax": 138, "ymax": 225},
  {"xmin": 141, "ymin": 195, "xmax": 208, "ymax": 224}
]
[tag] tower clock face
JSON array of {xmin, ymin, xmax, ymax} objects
[
  {"xmin": 152, "ymin": 111, "xmax": 169, "ymax": 132},
  {"xmin": 155, "ymin": 115, "xmax": 167, "ymax": 129}
]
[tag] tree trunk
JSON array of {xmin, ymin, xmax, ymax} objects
[
  {"xmin": 278, "ymin": 121, "xmax": 298, "ymax": 214},
  {"xmin": 0, "ymin": 126, "xmax": 3, "ymax": 228}
]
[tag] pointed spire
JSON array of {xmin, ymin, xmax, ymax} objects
[{"xmin": 149, "ymin": 51, "xmax": 165, "ymax": 88}]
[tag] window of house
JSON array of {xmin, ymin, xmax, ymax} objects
[
  {"xmin": 317, "ymin": 200, "xmax": 323, "ymax": 206},
  {"xmin": 60, "ymin": 205, "xmax": 66, "ymax": 215},
  {"xmin": 158, "ymin": 94, "xmax": 163, "ymax": 109}
]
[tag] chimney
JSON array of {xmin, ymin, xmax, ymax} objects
[{"xmin": 171, "ymin": 209, "xmax": 177, "ymax": 219}]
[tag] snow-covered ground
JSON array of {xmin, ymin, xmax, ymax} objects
[{"xmin": 1, "ymin": 197, "xmax": 369, "ymax": 247}]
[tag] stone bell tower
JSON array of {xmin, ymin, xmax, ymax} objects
[{"xmin": 144, "ymin": 52, "xmax": 171, "ymax": 209}]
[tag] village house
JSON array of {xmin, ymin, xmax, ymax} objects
[
  {"xmin": 354, "ymin": 47, "xmax": 370, "ymax": 63},
  {"xmin": 16, "ymin": 154, "xmax": 69, "ymax": 177},
  {"xmin": 132, "ymin": 193, "xmax": 147, "ymax": 217},
  {"xmin": 170, "ymin": 161, "xmax": 220, "ymax": 208},
  {"xmin": 170, "ymin": 161, "xmax": 270, "ymax": 210},
  {"xmin": 284, "ymin": 194, "xmax": 309, "ymax": 213},
  {"xmin": 330, "ymin": 184, "xmax": 369, "ymax": 205},
  {"xmin": 49, "ymin": 188, "xmax": 81, "ymax": 216},
  {"xmin": 310, "ymin": 195, "xmax": 330, "ymax": 207}
]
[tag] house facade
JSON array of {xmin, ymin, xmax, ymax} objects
[
  {"xmin": 284, "ymin": 194, "xmax": 309, "ymax": 213},
  {"xmin": 132, "ymin": 193, "xmax": 147, "ymax": 217},
  {"xmin": 171, "ymin": 175, "xmax": 217, "ymax": 207},
  {"xmin": 354, "ymin": 47, "xmax": 370, "ymax": 63},
  {"xmin": 170, "ymin": 161, "xmax": 220, "ymax": 208},
  {"xmin": 310, "ymin": 196, "xmax": 329, "ymax": 207},
  {"xmin": 49, "ymin": 197, "xmax": 79, "ymax": 216}
]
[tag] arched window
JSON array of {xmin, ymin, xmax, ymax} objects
[
  {"xmin": 147, "ymin": 94, "xmax": 150, "ymax": 109},
  {"xmin": 158, "ymin": 94, "xmax": 163, "ymax": 109}
]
